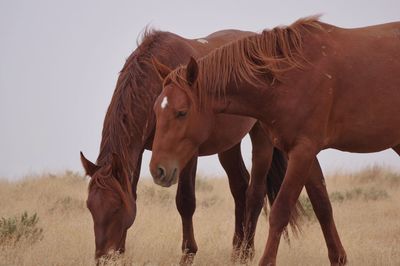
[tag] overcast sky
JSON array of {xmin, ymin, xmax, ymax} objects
[{"xmin": 1, "ymin": 0, "xmax": 400, "ymax": 180}]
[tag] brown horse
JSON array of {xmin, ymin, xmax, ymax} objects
[
  {"xmin": 80, "ymin": 29, "xmax": 303, "ymax": 263},
  {"xmin": 151, "ymin": 57, "xmax": 346, "ymax": 265},
  {"xmin": 149, "ymin": 16, "xmax": 400, "ymax": 265}
]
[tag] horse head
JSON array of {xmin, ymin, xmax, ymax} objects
[
  {"xmin": 80, "ymin": 152, "xmax": 136, "ymax": 260},
  {"xmin": 149, "ymin": 57, "xmax": 214, "ymax": 187}
]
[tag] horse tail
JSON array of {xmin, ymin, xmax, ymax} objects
[{"xmin": 263, "ymin": 147, "xmax": 304, "ymax": 238}]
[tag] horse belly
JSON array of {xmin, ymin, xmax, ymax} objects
[
  {"xmin": 327, "ymin": 99, "xmax": 400, "ymax": 153},
  {"xmin": 330, "ymin": 130, "xmax": 400, "ymax": 153},
  {"xmin": 198, "ymin": 114, "xmax": 256, "ymax": 155}
]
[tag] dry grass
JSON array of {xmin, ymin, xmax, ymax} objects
[{"xmin": 0, "ymin": 167, "xmax": 399, "ymax": 266}]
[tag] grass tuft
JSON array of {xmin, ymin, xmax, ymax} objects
[
  {"xmin": 329, "ymin": 187, "xmax": 389, "ymax": 203},
  {"xmin": 0, "ymin": 212, "xmax": 43, "ymax": 245}
]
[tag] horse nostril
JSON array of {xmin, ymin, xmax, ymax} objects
[{"xmin": 157, "ymin": 166, "xmax": 166, "ymax": 179}]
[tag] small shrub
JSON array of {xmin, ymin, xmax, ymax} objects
[
  {"xmin": 0, "ymin": 212, "xmax": 43, "ymax": 245},
  {"xmin": 330, "ymin": 187, "xmax": 389, "ymax": 203},
  {"xmin": 363, "ymin": 188, "xmax": 389, "ymax": 201},
  {"xmin": 49, "ymin": 196, "xmax": 86, "ymax": 213},
  {"xmin": 344, "ymin": 188, "xmax": 363, "ymax": 200}
]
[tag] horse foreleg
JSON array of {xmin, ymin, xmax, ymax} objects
[
  {"xmin": 176, "ymin": 156, "xmax": 198, "ymax": 265},
  {"xmin": 218, "ymin": 143, "xmax": 249, "ymax": 262},
  {"xmin": 239, "ymin": 123, "xmax": 273, "ymax": 263},
  {"xmin": 305, "ymin": 159, "xmax": 347, "ymax": 265},
  {"xmin": 260, "ymin": 143, "xmax": 316, "ymax": 266}
]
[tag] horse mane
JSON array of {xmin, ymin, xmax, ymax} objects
[
  {"xmin": 97, "ymin": 28, "xmax": 170, "ymax": 172},
  {"xmin": 167, "ymin": 16, "xmax": 323, "ymax": 108}
]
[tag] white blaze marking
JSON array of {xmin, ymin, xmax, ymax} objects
[
  {"xmin": 161, "ymin": 96, "xmax": 168, "ymax": 109},
  {"xmin": 197, "ymin": 38, "xmax": 208, "ymax": 44}
]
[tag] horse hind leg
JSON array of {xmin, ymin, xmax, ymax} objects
[
  {"xmin": 176, "ymin": 156, "xmax": 198, "ymax": 265},
  {"xmin": 218, "ymin": 142, "xmax": 249, "ymax": 262},
  {"xmin": 238, "ymin": 122, "xmax": 274, "ymax": 263},
  {"xmin": 305, "ymin": 159, "xmax": 347, "ymax": 265}
]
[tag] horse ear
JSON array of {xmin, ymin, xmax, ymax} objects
[
  {"xmin": 151, "ymin": 56, "xmax": 172, "ymax": 81},
  {"xmin": 111, "ymin": 153, "xmax": 124, "ymax": 182},
  {"xmin": 80, "ymin": 152, "xmax": 100, "ymax": 177},
  {"xmin": 186, "ymin": 56, "xmax": 199, "ymax": 86}
]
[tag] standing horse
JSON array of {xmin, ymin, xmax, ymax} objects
[
  {"xmin": 149, "ymin": 16, "xmax": 400, "ymax": 265},
  {"xmin": 80, "ymin": 29, "xmax": 304, "ymax": 263}
]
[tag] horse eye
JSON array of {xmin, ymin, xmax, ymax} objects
[{"xmin": 176, "ymin": 110, "xmax": 187, "ymax": 118}]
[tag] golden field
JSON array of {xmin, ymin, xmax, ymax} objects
[{"xmin": 0, "ymin": 166, "xmax": 399, "ymax": 266}]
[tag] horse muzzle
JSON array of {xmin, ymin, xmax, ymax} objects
[{"xmin": 151, "ymin": 164, "xmax": 178, "ymax": 187}]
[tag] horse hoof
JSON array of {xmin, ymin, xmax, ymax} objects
[
  {"xmin": 231, "ymin": 248, "xmax": 241, "ymax": 263},
  {"xmin": 329, "ymin": 252, "xmax": 347, "ymax": 265},
  {"xmin": 239, "ymin": 247, "xmax": 255, "ymax": 264},
  {"xmin": 179, "ymin": 253, "xmax": 195, "ymax": 265},
  {"xmin": 231, "ymin": 246, "xmax": 255, "ymax": 264}
]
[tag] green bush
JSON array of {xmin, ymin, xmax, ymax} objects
[
  {"xmin": 329, "ymin": 187, "xmax": 389, "ymax": 203},
  {"xmin": 0, "ymin": 212, "xmax": 43, "ymax": 245},
  {"xmin": 49, "ymin": 196, "xmax": 86, "ymax": 213},
  {"xmin": 345, "ymin": 188, "xmax": 363, "ymax": 200},
  {"xmin": 363, "ymin": 188, "xmax": 389, "ymax": 201}
]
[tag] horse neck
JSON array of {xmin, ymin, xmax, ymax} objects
[
  {"xmin": 234, "ymin": 31, "xmax": 330, "ymax": 121},
  {"xmin": 191, "ymin": 19, "xmax": 332, "ymax": 120},
  {"xmin": 96, "ymin": 70, "xmax": 160, "ymax": 190},
  {"xmin": 196, "ymin": 66, "xmax": 273, "ymax": 121}
]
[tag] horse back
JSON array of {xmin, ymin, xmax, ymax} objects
[{"xmin": 299, "ymin": 21, "xmax": 400, "ymax": 152}]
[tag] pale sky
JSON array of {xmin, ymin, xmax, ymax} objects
[{"xmin": 1, "ymin": 0, "xmax": 400, "ymax": 180}]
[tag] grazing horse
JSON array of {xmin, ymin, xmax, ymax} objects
[
  {"xmin": 80, "ymin": 29, "xmax": 304, "ymax": 263},
  {"xmin": 149, "ymin": 15, "xmax": 400, "ymax": 265}
]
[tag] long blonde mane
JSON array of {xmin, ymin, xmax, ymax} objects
[{"xmin": 166, "ymin": 16, "xmax": 323, "ymax": 108}]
